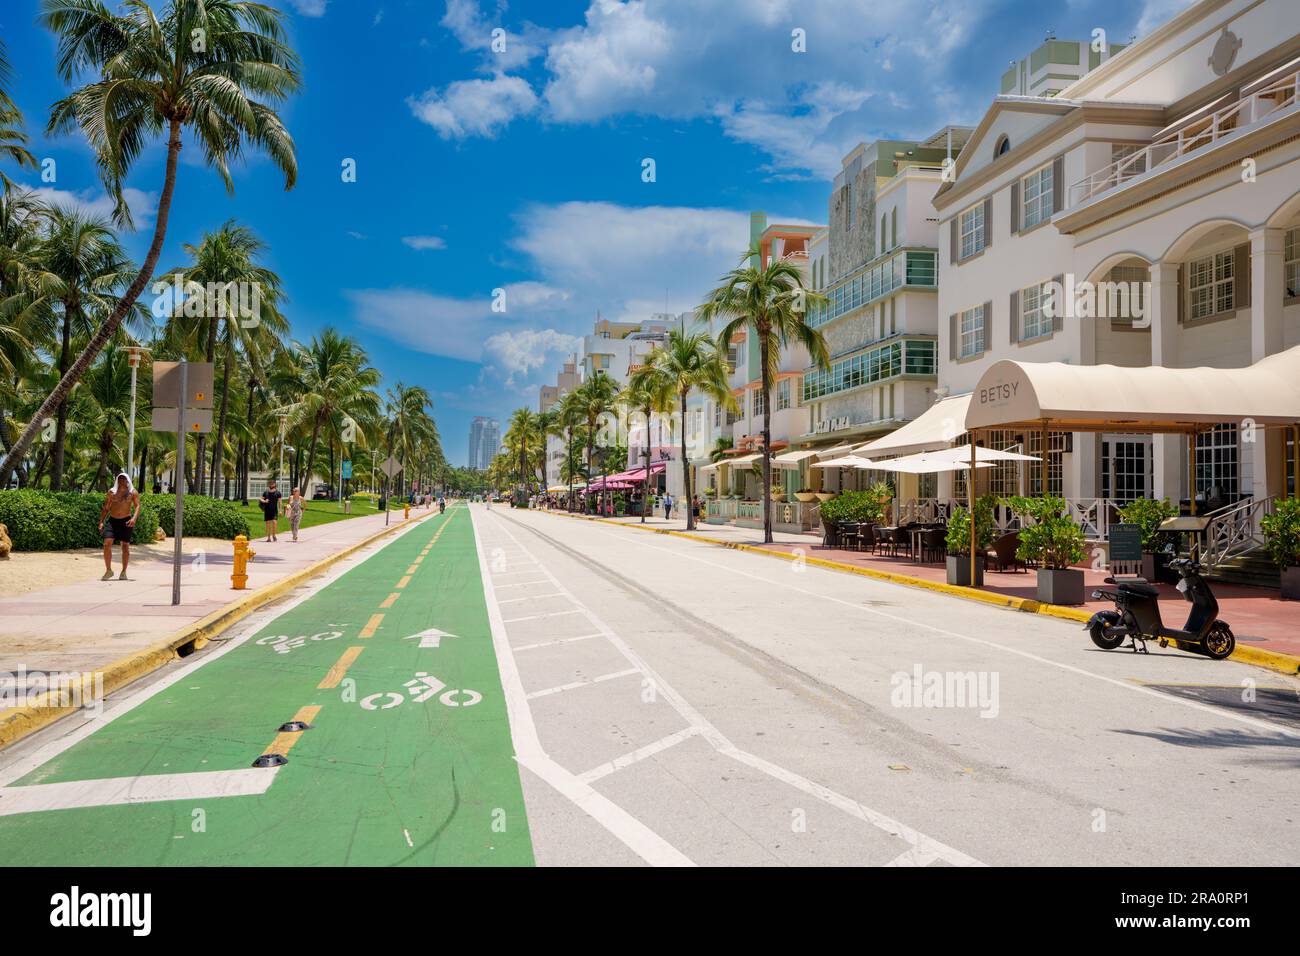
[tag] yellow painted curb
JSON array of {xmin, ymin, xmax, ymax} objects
[
  {"xmin": 0, "ymin": 508, "xmax": 438, "ymax": 751},
  {"xmin": 539, "ymin": 509, "xmax": 1300, "ymax": 677}
]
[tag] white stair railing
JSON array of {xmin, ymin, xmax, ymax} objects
[{"xmin": 1202, "ymin": 496, "xmax": 1276, "ymax": 569}]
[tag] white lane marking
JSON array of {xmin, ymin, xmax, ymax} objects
[
  {"xmin": 497, "ymin": 593, "xmax": 564, "ymax": 605},
  {"xmin": 403, "ymin": 829, "xmax": 414, "ymax": 848},
  {"xmin": 493, "ymin": 580, "xmax": 552, "ymax": 590},
  {"xmin": 469, "ymin": 509, "xmax": 694, "ymax": 868},
  {"xmin": 0, "ymin": 516, "xmax": 433, "ymax": 788},
  {"xmin": 526, "ymin": 668, "xmax": 641, "ymax": 700},
  {"xmin": 493, "ymin": 570, "xmax": 543, "ymax": 578},
  {"xmin": 487, "ymin": 511, "xmax": 984, "ymax": 867},
  {"xmin": 502, "ymin": 609, "xmax": 583, "ymax": 624},
  {"xmin": 514, "ymin": 634, "xmax": 602, "ymax": 652},
  {"xmin": 884, "ymin": 847, "xmax": 941, "ymax": 867},
  {"xmin": 0, "ymin": 767, "xmax": 279, "ymax": 816},
  {"xmin": 578, "ymin": 727, "xmax": 703, "ymax": 784},
  {"xmin": 568, "ymin": 515, "xmax": 1300, "ymax": 741}
]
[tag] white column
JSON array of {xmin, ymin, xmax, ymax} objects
[
  {"xmin": 1249, "ymin": 227, "xmax": 1284, "ymax": 500},
  {"xmin": 1148, "ymin": 262, "xmax": 1182, "ymax": 503}
]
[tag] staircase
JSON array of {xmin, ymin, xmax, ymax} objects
[{"xmin": 1203, "ymin": 551, "xmax": 1281, "ymax": 589}]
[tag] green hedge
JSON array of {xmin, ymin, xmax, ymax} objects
[
  {"xmin": 0, "ymin": 490, "xmax": 161, "ymax": 552},
  {"xmin": 142, "ymin": 493, "xmax": 250, "ymax": 540}
]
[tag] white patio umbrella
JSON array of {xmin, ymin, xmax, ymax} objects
[
  {"xmin": 870, "ymin": 456, "xmax": 995, "ymax": 474},
  {"xmin": 810, "ymin": 454, "xmax": 875, "ymax": 469}
]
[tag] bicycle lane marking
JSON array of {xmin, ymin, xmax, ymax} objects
[{"xmin": 0, "ymin": 505, "xmax": 535, "ymax": 866}]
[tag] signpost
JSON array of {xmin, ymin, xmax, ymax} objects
[
  {"xmin": 150, "ymin": 359, "xmax": 214, "ymax": 605},
  {"xmin": 381, "ymin": 456, "xmax": 402, "ymax": 526}
]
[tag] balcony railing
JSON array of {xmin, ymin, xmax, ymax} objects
[
  {"xmin": 1070, "ymin": 65, "xmax": 1300, "ymax": 206},
  {"xmin": 808, "ymin": 248, "xmax": 937, "ymax": 328}
]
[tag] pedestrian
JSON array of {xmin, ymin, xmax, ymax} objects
[
  {"xmin": 260, "ymin": 479, "xmax": 282, "ymax": 542},
  {"xmin": 663, "ymin": 492, "xmax": 673, "ymax": 521},
  {"xmin": 98, "ymin": 472, "xmax": 140, "ymax": 581},
  {"xmin": 287, "ymin": 486, "xmax": 305, "ymax": 541},
  {"xmin": 438, "ymin": 495, "xmax": 445, "ymax": 514}
]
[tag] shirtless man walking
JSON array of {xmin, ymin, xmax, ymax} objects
[{"xmin": 98, "ymin": 472, "xmax": 141, "ymax": 581}]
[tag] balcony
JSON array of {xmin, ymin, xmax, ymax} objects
[
  {"xmin": 808, "ymin": 248, "xmax": 938, "ymax": 329},
  {"xmin": 1069, "ymin": 63, "xmax": 1300, "ymax": 207}
]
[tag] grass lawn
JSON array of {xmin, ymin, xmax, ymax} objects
[{"xmin": 234, "ymin": 497, "xmax": 385, "ymax": 533}]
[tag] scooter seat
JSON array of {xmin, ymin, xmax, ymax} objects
[{"xmin": 1114, "ymin": 577, "xmax": 1160, "ymax": 598}]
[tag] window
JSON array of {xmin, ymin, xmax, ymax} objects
[
  {"xmin": 801, "ymin": 340, "xmax": 925, "ymax": 402},
  {"xmin": 1102, "ymin": 438, "xmax": 1150, "ymax": 503},
  {"xmin": 713, "ymin": 402, "xmax": 721, "ymax": 428},
  {"xmin": 959, "ymin": 304, "xmax": 985, "ymax": 358},
  {"xmin": 752, "ymin": 388, "xmax": 766, "ymax": 418},
  {"xmin": 1020, "ymin": 281, "xmax": 1050, "ymax": 339},
  {"xmin": 880, "ymin": 214, "xmax": 888, "ymax": 255},
  {"xmin": 1286, "ymin": 228, "xmax": 1299, "ymax": 298},
  {"xmin": 1195, "ymin": 424, "xmax": 1238, "ymax": 499},
  {"xmin": 1020, "ymin": 164, "xmax": 1053, "ymax": 230},
  {"xmin": 995, "ymin": 135, "xmax": 1011, "ymax": 157},
  {"xmin": 1187, "ymin": 249, "xmax": 1234, "ymax": 320},
  {"xmin": 1027, "ymin": 431, "xmax": 1066, "ymax": 497},
  {"xmin": 959, "ymin": 204, "xmax": 984, "ymax": 259},
  {"xmin": 776, "ymin": 379, "xmax": 792, "ymax": 411}
]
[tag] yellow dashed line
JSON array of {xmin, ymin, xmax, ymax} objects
[
  {"xmin": 360, "ymin": 613, "xmax": 385, "ymax": 638},
  {"xmin": 318, "ymin": 647, "xmax": 364, "ymax": 688},
  {"xmin": 406, "ymin": 564, "xmax": 419, "ymax": 575},
  {"xmin": 395, "ymin": 575, "xmax": 412, "ymax": 589},
  {"xmin": 262, "ymin": 705, "xmax": 323, "ymax": 756},
  {"xmin": 380, "ymin": 592, "xmax": 400, "ymax": 608}
]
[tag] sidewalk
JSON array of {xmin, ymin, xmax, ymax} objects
[
  {"xmin": 0, "ymin": 506, "xmax": 434, "ymax": 679},
  {"xmin": 541, "ymin": 509, "xmax": 1300, "ymax": 669}
]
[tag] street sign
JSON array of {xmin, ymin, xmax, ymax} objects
[
  {"xmin": 382, "ymin": 456, "xmax": 403, "ymax": 478},
  {"xmin": 150, "ymin": 407, "xmax": 213, "ymax": 433},
  {"xmin": 1108, "ymin": 523, "xmax": 1143, "ymax": 563},
  {"xmin": 341, "ymin": 460, "xmax": 353, "ymax": 480},
  {"xmin": 152, "ymin": 361, "xmax": 214, "ymax": 408}
]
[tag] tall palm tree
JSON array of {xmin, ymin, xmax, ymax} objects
[
  {"xmin": 506, "ymin": 406, "xmax": 539, "ymax": 496},
  {"xmin": 158, "ymin": 220, "xmax": 286, "ymax": 495},
  {"xmin": 556, "ymin": 389, "xmax": 586, "ymax": 510},
  {"xmin": 574, "ymin": 372, "xmax": 618, "ymax": 514},
  {"xmin": 0, "ymin": 38, "xmax": 39, "ymax": 188},
  {"xmin": 0, "ymin": 0, "xmax": 302, "ymax": 485},
  {"xmin": 647, "ymin": 328, "xmax": 733, "ymax": 531},
  {"xmin": 624, "ymin": 363, "xmax": 673, "ymax": 523},
  {"xmin": 385, "ymin": 382, "xmax": 434, "ymax": 497},
  {"xmin": 81, "ymin": 340, "xmax": 133, "ymax": 488},
  {"xmin": 18, "ymin": 208, "xmax": 144, "ymax": 488},
  {"xmin": 289, "ymin": 329, "xmax": 380, "ymax": 493},
  {"xmin": 699, "ymin": 246, "xmax": 830, "ymax": 543}
]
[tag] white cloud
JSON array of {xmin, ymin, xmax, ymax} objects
[
  {"xmin": 408, "ymin": 74, "xmax": 539, "ymax": 139},
  {"xmin": 484, "ymin": 328, "xmax": 582, "ymax": 383},
  {"xmin": 442, "ymin": 0, "xmax": 550, "ymax": 71},
  {"xmin": 27, "ymin": 185, "xmax": 157, "ymax": 227},
  {"xmin": 401, "ymin": 235, "xmax": 447, "ymax": 251},
  {"xmin": 1136, "ymin": 0, "xmax": 1197, "ymax": 36},
  {"xmin": 284, "ymin": 0, "xmax": 327, "ymax": 17}
]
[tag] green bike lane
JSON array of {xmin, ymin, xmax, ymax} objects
[{"xmin": 0, "ymin": 506, "xmax": 536, "ymax": 866}]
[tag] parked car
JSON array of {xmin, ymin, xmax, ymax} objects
[{"xmin": 313, "ymin": 484, "xmax": 333, "ymax": 500}]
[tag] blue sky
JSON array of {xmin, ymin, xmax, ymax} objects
[{"xmin": 1, "ymin": 0, "xmax": 1189, "ymax": 464}]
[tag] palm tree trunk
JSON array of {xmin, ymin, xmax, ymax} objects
[
  {"xmin": 760, "ymin": 330, "xmax": 774, "ymax": 545},
  {"xmin": 50, "ymin": 307, "xmax": 74, "ymax": 491},
  {"xmin": 304, "ymin": 412, "xmax": 322, "ymax": 493},
  {"xmin": 194, "ymin": 316, "xmax": 219, "ymax": 494},
  {"xmin": 210, "ymin": 347, "xmax": 231, "ymax": 497},
  {"xmin": 641, "ymin": 406, "xmax": 652, "ymax": 523},
  {"xmin": 680, "ymin": 390, "xmax": 694, "ymax": 530}
]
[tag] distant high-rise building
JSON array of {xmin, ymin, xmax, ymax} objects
[{"xmin": 468, "ymin": 417, "xmax": 501, "ymax": 470}]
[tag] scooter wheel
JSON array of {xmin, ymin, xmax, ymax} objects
[
  {"xmin": 1089, "ymin": 619, "xmax": 1125, "ymax": 650},
  {"xmin": 1203, "ymin": 622, "xmax": 1235, "ymax": 660}
]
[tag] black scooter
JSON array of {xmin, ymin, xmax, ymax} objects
[{"xmin": 1085, "ymin": 557, "xmax": 1235, "ymax": 659}]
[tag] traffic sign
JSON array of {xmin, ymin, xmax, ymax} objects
[
  {"xmin": 382, "ymin": 457, "xmax": 403, "ymax": 478},
  {"xmin": 152, "ymin": 361, "xmax": 214, "ymax": 408},
  {"xmin": 150, "ymin": 407, "xmax": 213, "ymax": 433}
]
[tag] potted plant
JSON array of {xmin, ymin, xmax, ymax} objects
[
  {"xmin": 1004, "ymin": 495, "xmax": 1088, "ymax": 604},
  {"xmin": 945, "ymin": 495, "xmax": 996, "ymax": 586},
  {"xmin": 1116, "ymin": 497, "xmax": 1178, "ymax": 581},
  {"xmin": 818, "ymin": 487, "xmax": 890, "ymax": 544},
  {"xmin": 1261, "ymin": 497, "xmax": 1300, "ymax": 600},
  {"xmin": 794, "ymin": 488, "xmax": 818, "ymax": 503}
]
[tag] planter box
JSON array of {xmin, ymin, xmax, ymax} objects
[
  {"xmin": 794, "ymin": 492, "xmax": 817, "ymax": 503},
  {"xmin": 1037, "ymin": 567, "xmax": 1085, "ymax": 605},
  {"xmin": 1282, "ymin": 566, "xmax": 1300, "ymax": 601},
  {"xmin": 815, "ymin": 492, "xmax": 836, "ymax": 502},
  {"xmin": 946, "ymin": 555, "xmax": 985, "ymax": 587}
]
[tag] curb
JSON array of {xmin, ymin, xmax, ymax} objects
[
  {"xmin": 537, "ymin": 509, "xmax": 1300, "ymax": 677},
  {"xmin": 0, "ymin": 508, "xmax": 438, "ymax": 751}
]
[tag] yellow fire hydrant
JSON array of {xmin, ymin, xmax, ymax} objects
[
  {"xmin": 232, "ymin": 534, "xmax": 256, "ymax": 589},
  {"xmin": 404, "ymin": 502, "xmax": 410, "ymax": 520}
]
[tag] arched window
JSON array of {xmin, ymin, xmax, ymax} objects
[{"xmin": 994, "ymin": 134, "xmax": 1011, "ymax": 158}]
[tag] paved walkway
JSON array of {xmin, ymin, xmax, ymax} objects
[
  {"xmin": 540, "ymin": 509, "xmax": 1300, "ymax": 661},
  {"xmin": 0, "ymin": 505, "xmax": 437, "ymax": 679}
]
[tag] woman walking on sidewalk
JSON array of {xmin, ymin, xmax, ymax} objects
[{"xmin": 287, "ymin": 487, "xmax": 305, "ymax": 541}]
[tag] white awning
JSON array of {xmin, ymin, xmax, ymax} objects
[
  {"xmin": 811, "ymin": 454, "xmax": 876, "ymax": 469},
  {"xmin": 699, "ymin": 462, "xmax": 720, "ymax": 473},
  {"xmin": 772, "ymin": 448, "xmax": 820, "ymax": 468},
  {"xmin": 870, "ymin": 454, "xmax": 994, "ymax": 475},
  {"xmin": 965, "ymin": 346, "xmax": 1300, "ymax": 432},
  {"xmin": 857, "ymin": 393, "xmax": 971, "ymax": 458},
  {"xmin": 815, "ymin": 443, "xmax": 854, "ymax": 460},
  {"xmin": 726, "ymin": 453, "xmax": 762, "ymax": 466},
  {"xmin": 922, "ymin": 445, "xmax": 1040, "ymax": 466}
]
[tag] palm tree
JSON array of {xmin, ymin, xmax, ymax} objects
[
  {"xmin": 699, "ymin": 246, "xmax": 830, "ymax": 543},
  {"xmin": 556, "ymin": 389, "xmax": 586, "ymax": 510},
  {"xmin": 574, "ymin": 372, "xmax": 618, "ymax": 514},
  {"xmin": 81, "ymin": 341, "xmax": 133, "ymax": 488},
  {"xmin": 386, "ymin": 383, "xmax": 434, "ymax": 498},
  {"xmin": 0, "ymin": 0, "xmax": 302, "ymax": 485},
  {"xmin": 0, "ymin": 38, "xmax": 38, "ymax": 188},
  {"xmin": 647, "ymin": 328, "xmax": 733, "ymax": 531},
  {"xmin": 624, "ymin": 364, "xmax": 673, "ymax": 523},
  {"xmin": 17, "ymin": 208, "xmax": 144, "ymax": 489},
  {"xmin": 158, "ymin": 220, "xmax": 286, "ymax": 495},
  {"xmin": 506, "ymin": 407, "xmax": 539, "ymax": 497},
  {"xmin": 289, "ymin": 329, "xmax": 380, "ymax": 494}
]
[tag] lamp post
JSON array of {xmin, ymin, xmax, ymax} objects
[
  {"xmin": 124, "ymin": 346, "xmax": 151, "ymax": 475},
  {"xmin": 276, "ymin": 409, "xmax": 290, "ymax": 482}
]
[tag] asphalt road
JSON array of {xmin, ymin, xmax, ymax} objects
[{"xmin": 1, "ymin": 501, "xmax": 1296, "ymax": 867}]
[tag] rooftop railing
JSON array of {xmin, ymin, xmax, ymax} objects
[{"xmin": 1069, "ymin": 65, "xmax": 1300, "ymax": 207}]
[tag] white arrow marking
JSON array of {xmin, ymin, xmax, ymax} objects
[{"xmin": 405, "ymin": 627, "xmax": 459, "ymax": 649}]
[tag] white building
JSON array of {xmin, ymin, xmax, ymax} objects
[{"xmin": 927, "ymin": 0, "xmax": 1300, "ymax": 563}]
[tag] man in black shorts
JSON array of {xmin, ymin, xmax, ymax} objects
[
  {"xmin": 98, "ymin": 472, "xmax": 141, "ymax": 581},
  {"xmin": 260, "ymin": 479, "xmax": 282, "ymax": 542}
]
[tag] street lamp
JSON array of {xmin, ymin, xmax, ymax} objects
[
  {"xmin": 124, "ymin": 346, "xmax": 151, "ymax": 477},
  {"xmin": 276, "ymin": 409, "xmax": 291, "ymax": 481}
]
